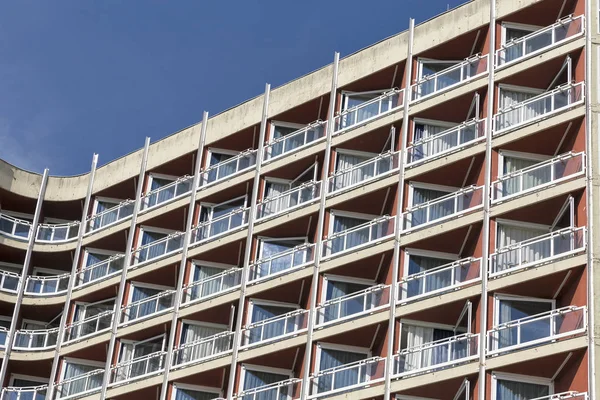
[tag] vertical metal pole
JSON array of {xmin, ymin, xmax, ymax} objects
[
  {"xmin": 99, "ymin": 137, "xmax": 151, "ymax": 400},
  {"xmin": 478, "ymin": 1, "xmax": 495, "ymax": 399},
  {"xmin": 0, "ymin": 168, "xmax": 49, "ymax": 387},
  {"xmin": 384, "ymin": 18, "xmax": 414, "ymax": 400},
  {"xmin": 299, "ymin": 51, "xmax": 340, "ymax": 400},
  {"xmin": 46, "ymin": 154, "xmax": 99, "ymax": 400},
  {"xmin": 226, "ymin": 84, "xmax": 270, "ymax": 399},
  {"xmin": 159, "ymin": 112, "xmax": 209, "ymax": 400}
]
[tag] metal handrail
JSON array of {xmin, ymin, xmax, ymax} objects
[
  {"xmin": 319, "ymin": 284, "xmax": 387, "ymax": 307},
  {"xmin": 172, "ymin": 331, "xmax": 233, "ymax": 367},
  {"xmin": 495, "ymin": 151, "xmax": 583, "ymax": 181},
  {"xmin": 0, "ymin": 270, "xmax": 20, "ymax": 293},
  {"xmin": 141, "ymin": 174, "xmax": 193, "ymax": 209},
  {"xmin": 121, "ymin": 289, "xmax": 175, "ymax": 322},
  {"xmin": 334, "ymin": 88, "xmax": 403, "ymax": 133},
  {"xmin": 0, "ymin": 213, "xmax": 32, "ymax": 239},
  {"xmin": 182, "ymin": 267, "xmax": 242, "ymax": 303},
  {"xmin": 256, "ymin": 181, "xmax": 321, "ymax": 219},
  {"xmin": 13, "ymin": 327, "xmax": 59, "ymax": 350},
  {"xmin": 234, "ymin": 378, "xmax": 301, "ymax": 399},
  {"xmin": 75, "ymin": 253, "xmax": 125, "ymax": 287},
  {"xmin": 325, "ymin": 215, "xmax": 393, "ymax": 241},
  {"xmin": 54, "ymin": 368, "xmax": 104, "ymax": 399},
  {"xmin": 311, "ymin": 356, "xmax": 383, "ymax": 377},
  {"xmin": 36, "ymin": 220, "xmax": 79, "ymax": 242},
  {"xmin": 529, "ymin": 392, "xmax": 588, "ymax": 400},
  {"xmin": 404, "ymin": 185, "xmax": 481, "ymax": 212},
  {"xmin": 491, "ymin": 305, "xmax": 584, "ymax": 330},
  {"xmin": 86, "ymin": 199, "xmax": 135, "ymax": 223},
  {"xmin": 1, "ymin": 385, "xmax": 48, "ymax": 400},
  {"xmin": 132, "ymin": 231, "xmax": 185, "ymax": 264},
  {"xmin": 110, "ymin": 350, "xmax": 166, "ymax": 383},
  {"xmin": 64, "ymin": 309, "xmax": 114, "ymax": 342},
  {"xmin": 24, "ymin": 273, "xmax": 70, "ymax": 295},
  {"xmin": 191, "ymin": 207, "xmax": 249, "ymax": 243}
]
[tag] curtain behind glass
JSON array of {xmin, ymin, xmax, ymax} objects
[
  {"xmin": 331, "ymin": 216, "xmax": 370, "ymax": 253},
  {"xmin": 74, "ymin": 301, "xmax": 114, "ymax": 339},
  {"xmin": 264, "ymin": 181, "xmax": 291, "ymax": 215},
  {"xmin": 343, "ymin": 94, "xmax": 380, "ymax": 127},
  {"xmin": 420, "ymin": 62, "xmax": 459, "ymax": 96},
  {"xmin": 62, "ymin": 363, "xmax": 100, "ymax": 396},
  {"xmin": 496, "ymin": 224, "xmax": 548, "ymax": 271},
  {"xmin": 271, "ymin": 125, "xmax": 304, "ymax": 157},
  {"xmin": 180, "ymin": 323, "xmax": 226, "ymax": 363},
  {"xmin": 248, "ymin": 304, "xmax": 296, "ymax": 344},
  {"xmin": 140, "ymin": 231, "xmax": 168, "ymax": 261},
  {"xmin": 149, "ymin": 177, "xmax": 174, "ymax": 207},
  {"xmin": 191, "ymin": 265, "xmax": 226, "ymax": 300},
  {"xmin": 334, "ymin": 153, "xmax": 372, "ymax": 190},
  {"xmin": 318, "ymin": 349, "xmax": 368, "ymax": 393},
  {"xmin": 243, "ymin": 369, "xmax": 289, "ymax": 400},
  {"xmin": 502, "ymin": 156, "xmax": 549, "ymax": 197},
  {"xmin": 406, "ymin": 255, "xmax": 451, "ymax": 298},
  {"xmin": 496, "ymin": 378, "xmax": 549, "ymax": 400},
  {"xmin": 399, "ymin": 325, "xmax": 434, "ymax": 373},
  {"xmin": 84, "ymin": 252, "xmax": 110, "ymax": 283},
  {"xmin": 413, "ymin": 123, "xmax": 454, "ymax": 160},
  {"xmin": 410, "ymin": 187, "xmax": 452, "ymax": 227},
  {"xmin": 499, "ymin": 89, "xmax": 542, "ymax": 129},
  {"xmin": 497, "ymin": 300, "xmax": 552, "ymax": 349},
  {"xmin": 259, "ymin": 239, "xmax": 304, "ymax": 278},
  {"xmin": 124, "ymin": 337, "xmax": 163, "ymax": 378},
  {"xmin": 96, "ymin": 201, "xmax": 118, "ymax": 228},
  {"xmin": 130, "ymin": 286, "xmax": 162, "ymax": 319},
  {"xmin": 208, "ymin": 153, "xmax": 235, "ymax": 183},
  {"xmin": 175, "ymin": 388, "xmax": 217, "ymax": 400},
  {"xmin": 324, "ymin": 281, "xmax": 370, "ymax": 322}
]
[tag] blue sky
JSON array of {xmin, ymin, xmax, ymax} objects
[{"xmin": 0, "ymin": 0, "xmax": 468, "ymax": 176}]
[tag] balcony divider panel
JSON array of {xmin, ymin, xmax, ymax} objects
[
  {"xmin": 300, "ymin": 51, "xmax": 340, "ymax": 400},
  {"xmin": 226, "ymin": 84, "xmax": 271, "ymax": 400},
  {"xmin": 47, "ymin": 154, "xmax": 99, "ymax": 400},
  {"xmin": 158, "ymin": 111, "xmax": 209, "ymax": 400},
  {"xmin": 0, "ymin": 169, "xmax": 48, "ymax": 387},
  {"xmin": 384, "ymin": 17, "xmax": 414, "ymax": 400},
  {"xmin": 99, "ymin": 137, "xmax": 151, "ymax": 400}
]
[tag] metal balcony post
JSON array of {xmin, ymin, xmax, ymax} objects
[{"xmin": 99, "ymin": 137, "xmax": 151, "ymax": 399}]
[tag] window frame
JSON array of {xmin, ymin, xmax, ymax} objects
[
  {"xmin": 59, "ymin": 357, "xmax": 106, "ymax": 383},
  {"xmin": 8, "ymin": 373, "xmax": 48, "ymax": 386},
  {"xmin": 117, "ymin": 333, "xmax": 167, "ymax": 364},
  {"xmin": 91, "ymin": 196, "xmax": 125, "ymax": 217},
  {"xmin": 245, "ymin": 298, "xmax": 300, "ymax": 327},
  {"xmin": 170, "ymin": 382, "xmax": 223, "ymax": 400},
  {"xmin": 402, "ymin": 248, "xmax": 458, "ymax": 278},
  {"xmin": 126, "ymin": 281, "xmax": 174, "ymax": 310},
  {"xmin": 407, "ymin": 181, "xmax": 460, "ymax": 209},
  {"xmin": 205, "ymin": 147, "xmax": 240, "ymax": 170},
  {"xmin": 238, "ymin": 363, "xmax": 293, "ymax": 395},
  {"xmin": 494, "ymin": 217, "xmax": 551, "ymax": 251},
  {"xmin": 491, "ymin": 371, "xmax": 553, "ymax": 400},
  {"xmin": 500, "ymin": 22, "xmax": 543, "ymax": 46},
  {"xmin": 314, "ymin": 342, "xmax": 371, "ymax": 378},
  {"xmin": 257, "ymin": 236, "xmax": 308, "ymax": 261},
  {"xmin": 340, "ymin": 89, "xmax": 390, "ymax": 113},
  {"xmin": 328, "ymin": 209, "xmax": 379, "ymax": 238},
  {"xmin": 187, "ymin": 260, "xmax": 237, "ymax": 286},
  {"xmin": 497, "ymin": 149, "xmax": 551, "ymax": 179},
  {"xmin": 81, "ymin": 247, "xmax": 120, "ymax": 269},
  {"xmin": 73, "ymin": 297, "xmax": 116, "ymax": 324},
  {"xmin": 493, "ymin": 293, "xmax": 556, "ymax": 327},
  {"xmin": 198, "ymin": 195, "xmax": 248, "ymax": 224},
  {"xmin": 320, "ymin": 274, "xmax": 375, "ymax": 304},
  {"xmin": 497, "ymin": 83, "xmax": 545, "ymax": 110},
  {"xmin": 269, "ymin": 120, "xmax": 306, "ymax": 142},
  {"xmin": 135, "ymin": 225, "xmax": 177, "ymax": 250},
  {"xmin": 416, "ymin": 58, "xmax": 462, "ymax": 81}
]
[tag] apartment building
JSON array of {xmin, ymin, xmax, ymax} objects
[{"xmin": 0, "ymin": 0, "xmax": 596, "ymax": 399}]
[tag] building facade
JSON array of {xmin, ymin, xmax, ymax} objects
[{"xmin": 0, "ymin": 0, "xmax": 597, "ymax": 399}]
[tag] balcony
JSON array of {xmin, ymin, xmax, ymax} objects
[
  {"xmin": 491, "ymin": 152, "xmax": 584, "ymax": 202},
  {"xmin": 327, "ymin": 151, "xmax": 399, "ymax": 195},
  {"xmin": 132, "ymin": 232, "xmax": 185, "ymax": 265},
  {"xmin": 54, "ymin": 369, "xmax": 103, "ymax": 400},
  {"xmin": 182, "ymin": 268, "xmax": 242, "ymax": 304},
  {"xmin": 1, "ymin": 385, "xmax": 47, "ymax": 400},
  {"xmin": 241, "ymin": 308, "xmax": 308, "ymax": 347},
  {"xmin": 493, "ymin": 82, "xmax": 584, "ymax": 134},
  {"xmin": 256, "ymin": 181, "xmax": 321, "ymax": 220},
  {"xmin": 110, "ymin": 351, "xmax": 166, "ymax": 385},
  {"xmin": 487, "ymin": 305, "xmax": 586, "ymax": 355},
  {"xmin": 200, "ymin": 149, "xmax": 257, "ymax": 187},
  {"xmin": 172, "ymin": 331, "xmax": 233, "ymax": 368},
  {"xmin": 234, "ymin": 378, "xmax": 301, "ymax": 400},
  {"xmin": 141, "ymin": 175, "xmax": 193, "ymax": 210},
  {"xmin": 393, "ymin": 333, "xmax": 479, "ymax": 377},
  {"xmin": 0, "ymin": 270, "xmax": 19, "ymax": 293},
  {"xmin": 120, "ymin": 290, "xmax": 175, "ymax": 324},
  {"xmin": 0, "ymin": 213, "xmax": 31, "ymax": 240},
  {"xmin": 308, "ymin": 356, "xmax": 385, "ymax": 398},
  {"xmin": 316, "ymin": 284, "xmax": 390, "ymax": 326},
  {"xmin": 496, "ymin": 15, "xmax": 585, "ymax": 67},
  {"xmin": 248, "ymin": 243, "xmax": 315, "ymax": 283},
  {"xmin": 532, "ymin": 393, "xmax": 588, "ymax": 400},
  {"xmin": 403, "ymin": 185, "xmax": 484, "ymax": 231},
  {"xmin": 333, "ymin": 89, "xmax": 404, "ymax": 134},
  {"xmin": 322, "ymin": 215, "xmax": 395, "ymax": 259},
  {"xmin": 13, "ymin": 328, "xmax": 58, "ymax": 351},
  {"xmin": 86, "ymin": 200, "xmax": 135, "ymax": 233},
  {"xmin": 24, "ymin": 274, "xmax": 69, "ymax": 296},
  {"xmin": 36, "ymin": 221, "xmax": 79, "ymax": 243},
  {"xmin": 190, "ymin": 207, "xmax": 248, "ymax": 245},
  {"xmin": 406, "ymin": 119, "xmax": 486, "ymax": 166},
  {"xmin": 263, "ymin": 121, "xmax": 326, "ymax": 162},
  {"xmin": 411, "ymin": 54, "xmax": 488, "ymax": 102},
  {"xmin": 398, "ymin": 257, "xmax": 482, "ymax": 302},
  {"xmin": 75, "ymin": 254, "xmax": 125, "ymax": 288},
  {"xmin": 489, "ymin": 227, "xmax": 586, "ymax": 277},
  {"xmin": 64, "ymin": 310, "xmax": 114, "ymax": 343}
]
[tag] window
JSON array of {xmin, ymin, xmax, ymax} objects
[
  {"xmin": 58, "ymin": 359, "xmax": 104, "ymax": 398},
  {"xmin": 171, "ymin": 383, "xmax": 222, "ymax": 400},
  {"xmin": 496, "ymin": 84, "xmax": 546, "ymax": 130},
  {"xmin": 28, "ymin": 267, "xmax": 68, "ymax": 293},
  {"xmin": 339, "ymin": 89, "xmax": 394, "ymax": 129},
  {"xmin": 253, "ymin": 237, "xmax": 308, "ymax": 280},
  {"xmin": 116, "ymin": 335, "xmax": 165, "ymax": 381},
  {"xmin": 495, "ymin": 219, "xmax": 550, "ymax": 270},
  {"xmin": 80, "ymin": 248, "xmax": 123, "ymax": 284},
  {"xmin": 239, "ymin": 365, "xmax": 293, "ymax": 398},
  {"xmin": 403, "ymin": 249, "xmax": 457, "ymax": 298},
  {"xmin": 493, "ymin": 295, "xmax": 554, "ymax": 350},
  {"xmin": 197, "ymin": 196, "xmax": 247, "ymax": 239},
  {"xmin": 0, "ymin": 210, "xmax": 32, "ymax": 238},
  {"xmin": 417, "ymin": 59, "xmax": 461, "ymax": 96},
  {"xmin": 314, "ymin": 343, "xmax": 370, "ymax": 393},
  {"xmin": 9, "ymin": 373, "xmax": 48, "ymax": 387},
  {"xmin": 411, "ymin": 119, "xmax": 472, "ymax": 161},
  {"xmin": 501, "ymin": 22, "xmax": 544, "ymax": 64},
  {"xmin": 331, "ymin": 149, "xmax": 384, "ymax": 191},
  {"xmin": 328, "ymin": 211, "xmax": 380, "ymax": 254},
  {"xmin": 187, "ymin": 261, "xmax": 239, "ymax": 301},
  {"xmin": 0, "ymin": 316, "xmax": 11, "ymax": 346},
  {"xmin": 144, "ymin": 173, "xmax": 191, "ymax": 209},
  {"xmin": 126, "ymin": 282, "xmax": 173, "ymax": 321},
  {"xmin": 204, "ymin": 148, "xmax": 252, "ymax": 184},
  {"xmin": 15, "ymin": 319, "xmax": 57, "ymax": 349},
  {"xmin": 320, "ymin": 275, "xmax": 374, "ymax": 323},
  {"xmin": 498, "ymin": 150, "xmax": 551, "ymax": 198},
  {"xmin": 176, "ymin": 321, "xmax": 229, "ymax": 364},
  {"xmin": 69, "ymin": 298, "xmax": 115, "ymax": 340},
  {"xmin": 136, "ymin": 226, "xmax": 182, "ymax": 262},
  {"xmin": 492, "ymin": 372, "xmax": 552, "ymax": 400},
  {"xmin": 245, "ymin": 299, "xmax": 299, "ymax": 344},
  {"xmin": 268, "ymin": 121, "xmax": 312, "ymax": 158},
  {"xmin": 0, "ymin": 262, "xmax": 21, "ymax": 291},
  {"xmin": 407, "ymin": 182, "xmax": 458, "ymax": 227},
  {"xmin": 90, "ymin": 196, "xmax": 133, "ymax": 230}
]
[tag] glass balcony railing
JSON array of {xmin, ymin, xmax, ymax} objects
[
  {"xmin": 334, "ymin": 89, "xmax": 404, "ymax": 133},
  {"xmin": 309, "ymin": 356, "xmax": 386, "ymax": 398},
  {"xmin": 248, "ymin": 243, "xmax": 315, "ymax": 283},
  {"xmin": 191, "ymin": 208, "xmax": 249, "ymax": 245},
  {"xmin": 24, "ymin": 274, "xmax": 69, "ymax": 296},
  {"xmin": 110, "ymin": 351, "xmax": 166, "ymax": 384},
  {"xmin": 328, "ymin": 151, "xmax": 399, "ymax": 195},
  {"xmin": 121, "ymin": 290, "xmax": 175, "ymax": 323},
  {"xmin": 0, "ymin": 271, "xmax": 20, "ymax": 293},
  {"xmin": 316, "ymin": 285, "xmax": 390, "ymax": 326},
  {"xmin": 399, "ymin": 258, "xmax": 481, "ymax": 302},
  {"xmin": 172, "ymin": 331, "xmax": 234, "ymax": 368},
  {"xmin": 86, "ymin": 200, "xmax": 135, "ymax": 233},
  {"xmin": 494, "ymin": 82, "xmax": 584, "ymax": 134},
  {"xmin": 13, "ymin": 328, "xmax": 59, "ymax": 350},
  {"xmin": 141, "ymin": 175, "xmax": 193, "ymax": 210},
  {"xmin": 487, "ymin": 305, "xmax": 586, "ymax": 354},
  {"xmin": 182, "ymin": 268, "xmax": 242, "ymax": 304},
  {"xmin": 492, "ymin": 152, "xmax": 584, "ymax": 201},
  {"xmin": 54, "ymin": 369, "xmax": 104, "ymax": 400},
  {"xmin": 64, "ymin": 310, "xmax": 114, "ymax": 343},
  {"xmin": 200, "ymin": 149, "xmax": 257, "ymax": 187},
  {"xmin": 496, "ymin": 15, "xmax": 585, "ymax": 67},
  {"xmin": 256, "ymin": 181, "xmax": 321, "ymax": 220},
  {"xmin": 75, "ymin": 254, "xmax": 125, "ymax": 288},
  {"xmin": 322, "ymin": 215, "xmax": 395, "ymax": 258},
  {"xmin": 132, "ymin": 232, "xmax": 185, "ymax": 265},
  {"xmin": 36, "ymin": 221, "xmax": 79, "ymax": 243},
  {"xmin": 530, "ymin": 392, "xmax": 588, "ymax": 400},
  {"xmin": 235, "ymin": 378, "xmax": 301, "ymax": 400},
  {"xmin": 242, "ymin": 309, "xmax": 308, "ymax": 347},
  {"xmin": 0, "ymin": 327, "xmax": 7, "ymax": 348},
  {"xmin": 490, "ymin": 226, "xmax": 586, "ymax": 277},
  {"xmin": 263, "ymin": 121, "xmax": 326, "ymax": 161},
  {"xmin": 393, "ymin": 333, "xmax": 479, "ymax": 377},
  {"xmin": 1, "ymin": 385, "xmax": 47, "ymax": 400},
  {"xmin": 411, "ymin": 54, "xmax": 488, "ymax": 101},
  {"xmin": 0, "ymin": 214, "xmax": 31, "ymax": 240},
  {"xmin": 403, "ymin": 185, "xmax": 484, "ymax": 231},
  {"xmin": 406, "ymin": 119, "xmax": 486, "ymax": 166}
]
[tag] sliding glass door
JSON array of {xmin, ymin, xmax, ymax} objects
[{"xmin": 495, "ymin": 297, "xmax": 553, "ymax": 349}]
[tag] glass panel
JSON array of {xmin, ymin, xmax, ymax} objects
[
  {"xmin": 497, "ymin": 300, "xmax": 553, "ymax": 349},
  {"xmin": 496, "ymin": 378, "xmax": 549, "ymax": 400}
]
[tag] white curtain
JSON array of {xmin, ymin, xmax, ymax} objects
[
  {"xmin": 502, "ymin": 156, "xmax": 550, "ymax": 197},
  {"xmin": 334, "ymin": 153, "xmax": 372, "ymax": 190},
  {"xmin": 496, "ymin": 379, "xmax": 549, "ymax": 400},
  {"xmin": 179, "ymin": 324, "xmax": 227, "ymax": 363},
  {"xmin": 497, "ymin": 224, "xmax": 548, "ymax": 271},
  {"xmin": 73, "ymin": 301, "xmax": 113, "ymax": 339},
  {"xmin": 190, "ymin": 265, "xmax": 227, "ymax": 301},
  {"xmin": 62, "ymin": 363, "xmax": 102, "ymax": 396},
  {"xmin": 331, "ymin": 216, "xmax": 369, "ymax": 253},
  {"xmin": 343, "ymin": 93, "xmax": 381, "ymax": 128},
  {"xmin": 317, "ymin": 349, "xmax": 368, "ymax": 393},
  {"xmin": 248, "ymin": 304, "xmax": 296, "ymax": 344},
  {"xmin": 401, "ymin": 325, "xmax": 434, "ymax": 372},
  {"xmin": 323, "ymin": 281, "xmax": 370, "ymax": 322},
  {"xmin": 405, "ymin": 255, "xmax": 451, "ymax": 298},
  {"xmin": 410, "ymin": 187, "xmax": 453, "ymax": 227},
  {"xmin": 499, "ymin": 89, "xmax": 545, "ymax": 129},
  {"xmin": 413, "ymin": 123, "xmax": 454, "ymax": 160},
  {"xmin": 263, "ymin": 181, "xmax": 291, "ymax": 216}
]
